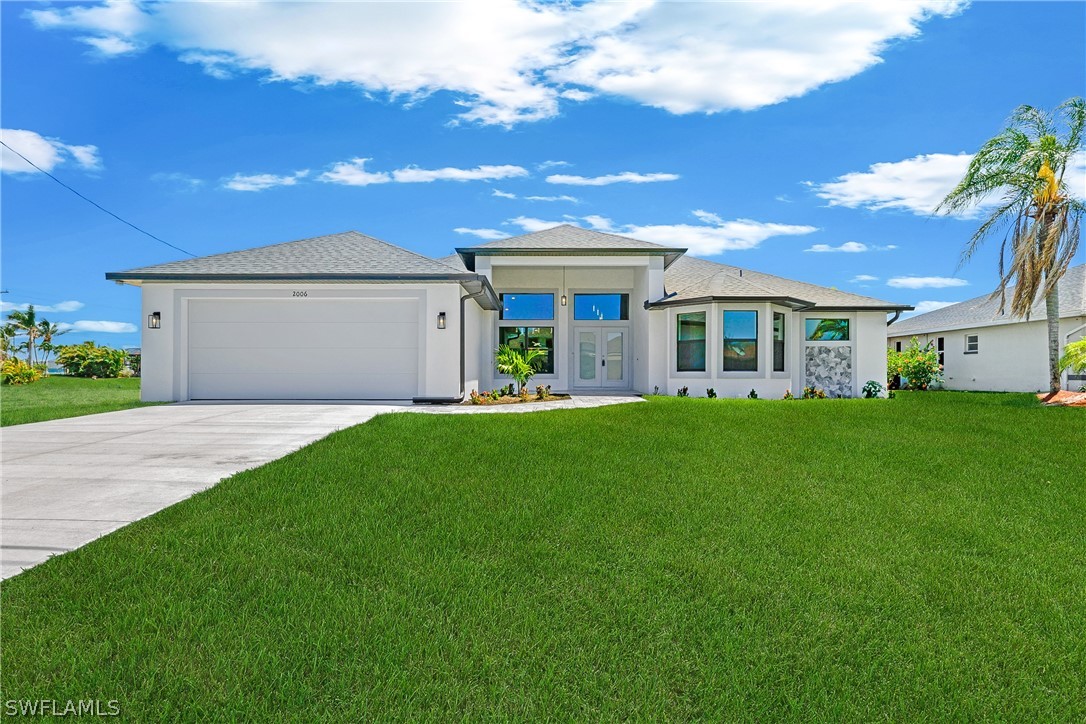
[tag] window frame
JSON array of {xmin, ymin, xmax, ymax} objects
[
  {"xmin": 572, "ymin": 293, "xmax": 630, "ymax": 322},
  {"xmin": 804, "ymin": 317, "xmax": 851, "ymax": 342},
  {"xmin": 497, "ymin": 325, "xmax": 556, "ymax": 375},
  {"xmin": 772, "ymin": 311, "xmax": 786, "ymax": 373},
  {"xmin": 675, "ymin": 310, "xmax": 707, "ymax": 373},
  {"xmin": 964, "ymin": 334, "xmax": 979, "ymax": 354},
  {"xmin": 722, "ymin": 309, "xmax": 759, "ymax": 373},
  {"xmin": 499, "ymin": 292, "xmax": 555, "ymax": 321}
]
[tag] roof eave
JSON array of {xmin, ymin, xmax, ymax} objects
[
  {"xmin": 455, "ymin": 247, "xmax": 688, "ymax": 271},
  {"xmin": 646, "ymin": 295, "xmax": 817, "ymax": 310},
  {"xmin": 104, "ymin": 272, "xmax": 489, "ymax": 283}
]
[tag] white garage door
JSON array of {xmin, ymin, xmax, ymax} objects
[{"xmin": 187, "ymin": 298, "xmax": 419, "ymax": 400}]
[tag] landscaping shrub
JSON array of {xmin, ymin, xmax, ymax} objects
[
  {"xmin": 55, "ymin": 342, "xmax": 127, "ymax": 379},
  {"xmin": 801, "ymin": 386, "xmax": 827, "ymax": 399},
  {"xmin": 862, "ymin": 380, "xmax": 885, "ymax": 398},
  {"xmin": 1, "ymin": 358, "xmax": 43, "ymax": 385},
  {"xmin": 676, "ymin": 386, "xmax": 689, "ymax": 397},
  {"xmin": 747, "ymin": 388, "xmax": 759, "ymax": 399},
  {"xmin": 887, "ymin": 337, "xmax": 942, "ymax": 390},
  {"xmin": 706, "ymin": 388, "xmax": 717, "ymax": 398}
]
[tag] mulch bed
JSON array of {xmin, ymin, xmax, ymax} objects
[
  {"xmin": 467, "ymin": 394, "xmax": 571, "ymax": 406},
  {"xmin": 1037, "ymin": 390, "xmax": 1086, "ymax": 407}
]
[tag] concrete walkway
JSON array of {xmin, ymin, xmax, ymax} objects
[{"xmin": 1, "ymin": 395, "xmax": 641, "ymax": 579}]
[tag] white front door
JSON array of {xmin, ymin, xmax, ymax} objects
[{"xmin": 574, "ymin": 327, "xmax": 628, "ymax": 388}]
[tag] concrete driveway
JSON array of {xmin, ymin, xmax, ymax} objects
[{"xmin": 1, "ymin": 403, "xmax": 404, "ymax": 579}]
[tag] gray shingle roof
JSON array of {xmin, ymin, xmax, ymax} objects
[
  {"xmin": 888, "ymin": 263, "xmax": 1086, "ymax": 336},
  {"xmin": 657, "ymin": 255, "xmax": 910, "ymax": 311},
  {"xmin": 455, "ymin": 224, "xmax": 686, "ymax": 270},
  {"xmin": 107, "ymin": 231, "xmax": 466, "ymax": 280}
]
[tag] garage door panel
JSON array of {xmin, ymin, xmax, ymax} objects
[
  {"xmin": 190, "ymin": 299, "xmax": 420, "ymax": 325},
  {"xmin": 189, "ymin": 321, "xmax": 419, "ymax": 350},
  {"xmin": 189, "ymin": 372, "xmax": 418, "ymax": 400},
  {"xmin": 187, "ymin": 297, "xmax": 421, "ymax": 400},
  {"xmin": 188, "ymin": 346, "xmax": 418, "ymax": 376}
]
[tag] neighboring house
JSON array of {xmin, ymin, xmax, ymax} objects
[
  {"xmin": 887, "ymin": 263, "xmax": 1086, "ymax": 393},
  {"xmin": 106, "ymin": 226, "xmax": 910, "ymax": 402}
]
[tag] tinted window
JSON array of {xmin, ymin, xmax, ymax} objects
[
  {"xmin": 773, "ymin": 312, "xmax": 786, "ymax": 372},
  {"xmin": 498, "ymin": 326, "xmax": 554, "ymax": 374},
  {"xmin": 500, "ymin": 293, "xmax": 554, "ymax": 320},
  {"xmin": 574, "ymin": 294, "xmax": 629, "ymax": 321},
  {"xmin": 805, "ymin": 318, "xmax": 850, "ymax": 341},
  {"xmin": 676, "ymin": 312, "xmax": 706, "ymax": 372},
  {"xmin": 723, "ymin": 310, "xmax": 758, "ymax": 372}
]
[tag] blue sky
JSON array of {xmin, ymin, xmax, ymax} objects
[{"xmin": 2, "ymin": 0, "xmax": 1083, "ymax": 349}]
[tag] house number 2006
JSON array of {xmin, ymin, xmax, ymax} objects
[{"xmin": 292, "ymin": 291, "xmax": 308, "ymax": 297}]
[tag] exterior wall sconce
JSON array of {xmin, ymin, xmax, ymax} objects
[
  {"xmin": 561, "ymin": 294, "xmax": 568, "ymax": 306},
  {"xmin": 561, "ymin": 267, "xmax": 568, "ymax": 306},
  {"xmin": 148, "ymin": 311, "xmax": 161, "ymax": 329},
  {"xmin": 437, "ymin": 312, "xmax": 446, "ymax": 329}
]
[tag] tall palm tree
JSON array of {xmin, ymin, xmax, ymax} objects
[
  {"xmin": 37, "ymin": 320, "xmax": 69, "ymax": 372},
  {"xmin": 5, "ymin": 305, "xmax": 41, "ymax": 365},
  {"xmin": 936, "ymin": 97, "xmax": 1085, "ymax": 393}
]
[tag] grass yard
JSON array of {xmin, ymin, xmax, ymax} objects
[
  {"xmin": 1, "ymin": 393, "xmax": 1083, "ymax": 719},
  {"xmin": 0, "ymin": 376, "xmax": 160, "ymax": 426}
]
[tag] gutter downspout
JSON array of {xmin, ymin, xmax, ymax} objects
[
  {"xmin": 887, "ymin": 310, "xmax": 902, "ymax": 326},
  {"xmin": 413, "ymin": 286, "xmax": 488, "ymax": 404}
]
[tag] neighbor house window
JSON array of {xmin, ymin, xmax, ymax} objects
[
  {"xmin": 676, "ymin": 312, "xmax": 706, "ymax": 372},
  {"xmin": 499, "ymin": 326, "xmax": 554, "ymax": 374},
  {"xmin": 964, "ymin": 334, "xmax": 979, "ymax": 354},
  {"xmin": 895, "ymin": 341, "xmax": 902, "ymax": 352},
  {"xmin": 773, "ymin": 312, "xmax": 786, "ymax": 372},
  {"xmin": 723, "ymin": 310, "xmax": 758, "ymax": 372},
  {"xmin": 574, "ymin": 294, "xmax": 629, "ymax": 321},
  {"xmin": 500, "ymin": 293, "xmax": 554, "ymax": 320},
  {"xmin": 805, "ymin": 318, "xmax": 850, "ymax": 341},
  {"xmin": 937, "ymin": 337, "xmax": 945, "ymax": 367}
]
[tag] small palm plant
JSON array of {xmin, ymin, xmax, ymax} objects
[{"xmin": 494, "ymin": 345, "xmax": 546, "ymax": 394}]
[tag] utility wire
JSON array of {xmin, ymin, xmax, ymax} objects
[{"xmin": 1, "ymin": 140, "xmax": 196, "ymax": 258}]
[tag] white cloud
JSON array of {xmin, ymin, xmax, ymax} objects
[
  {"xmin": 1, "ymin": 129, "xmax": 101, "ymax": 174},
  {"xmin": 151, "ymin": 172, "xmax": 203, "ymax": 191},
  {"xmin": 546, "ymin": 171, "xmax": 679, "ymax": 186},
  {"xmin": 887, "ymin": 276, "xmax": 969, "ymax": 289},
  {"xmin": 810, "ymin": 153, "xmax": 984, "ymax": 217},
  {"xmin": 391, "ymin": 165, "xmax": 528, "ymax": 183},
  {"xmin": 805, "ymin": 241, "xmax": 896, "ymax": 253},
  {"xmin": 1, "ymin": 300, "xmax": 85, "ymax": 313},
  {"xmin": 25, "ymin": 1, "xmax": 963, "ymax": 125},
  {"xmin": 453, "ymin": 227, "xmax": 510, "ymax": 240},
  {"xmin": 806, "ymin": 242, "xmax": 871, "ymax": 253},
  {"xmin": 318, "ymin": 159, "xmax": 527, "ymax": 186},
  {"xmin": 537, "ymin": 160, "xmax": 571, "ymax": 170},
  {"xmin": 692, "ymin": 209, "xmax": 724, "ymax": 225},
  {"xmin": 318, "ymin": 158, "xmax": 391, "ymax": 187},
  {"xmin": 850, "ymin": 274, "xmax": 879, "ymax": 283},
  {"xmin": 57, "ymin": 320, "xmax": 137, "ymax": 333},
  {"xmin": 222, "ymin": 170, "xmax": 308, "ymax": 192},
  {"xmin": 492, "ymin": 188, "xmax": 577, "ymax": 202},
  {"xmin": 500, "ymin": 211, "xmax": 816, "ymax": 256},
  {"xmin": 525, "ymin": 194, "xmax": 578, "ymax": 203}
]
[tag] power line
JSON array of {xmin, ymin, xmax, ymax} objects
[{"xmin": 0, "ymin": 140, "xmax": 196, "ymax": 258}]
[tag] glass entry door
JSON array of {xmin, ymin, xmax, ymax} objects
[{"xmin": 574, "ymin": 327, "xmax": 627, "ymax": 388}]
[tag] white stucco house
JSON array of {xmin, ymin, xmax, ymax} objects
[
  {"xmin": 106, "ymin": 226, "xmax": 911, "ymax": 402},
  {"xmin": 887, "ymin": 263, "xmax": 1086, "ymax": 392}
]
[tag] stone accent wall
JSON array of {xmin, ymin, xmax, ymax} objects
[{"xmin": 805, "ymin": 345, "xmax": 853, "ymax": 398}]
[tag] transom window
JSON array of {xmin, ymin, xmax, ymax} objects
[
  {"xmin": 500, "ymin": 293, "xmax": 553, "ymax": 320},
  {"xmin": 773, "ymin": 312, "xmax": 786, "ymax": 372},
  {"xmin": 574, "ymin": 294, "xmax": 629, "ymax": 321},
  {"xmin": 805, "ymin": 318, "xmax": 850, "ymax": 341},
  {"xmin": 498, "ymin": 326, "xmax": 554, "ymax": 374},
  {"xmin": 676, "ymin": 312, "xmax": 706, "ymax": 372},
  {"xmin": 723, "ymin": 310, "xmax": 758, "ymax": 372}
]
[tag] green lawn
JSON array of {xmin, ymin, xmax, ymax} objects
[
  {"xmin": 2, "ymin": 393, "xmax": 1083, "ymax": 719},
  {"xmin": 0, "ymin": 376, "xmax": 160, "ymax": 426}
]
